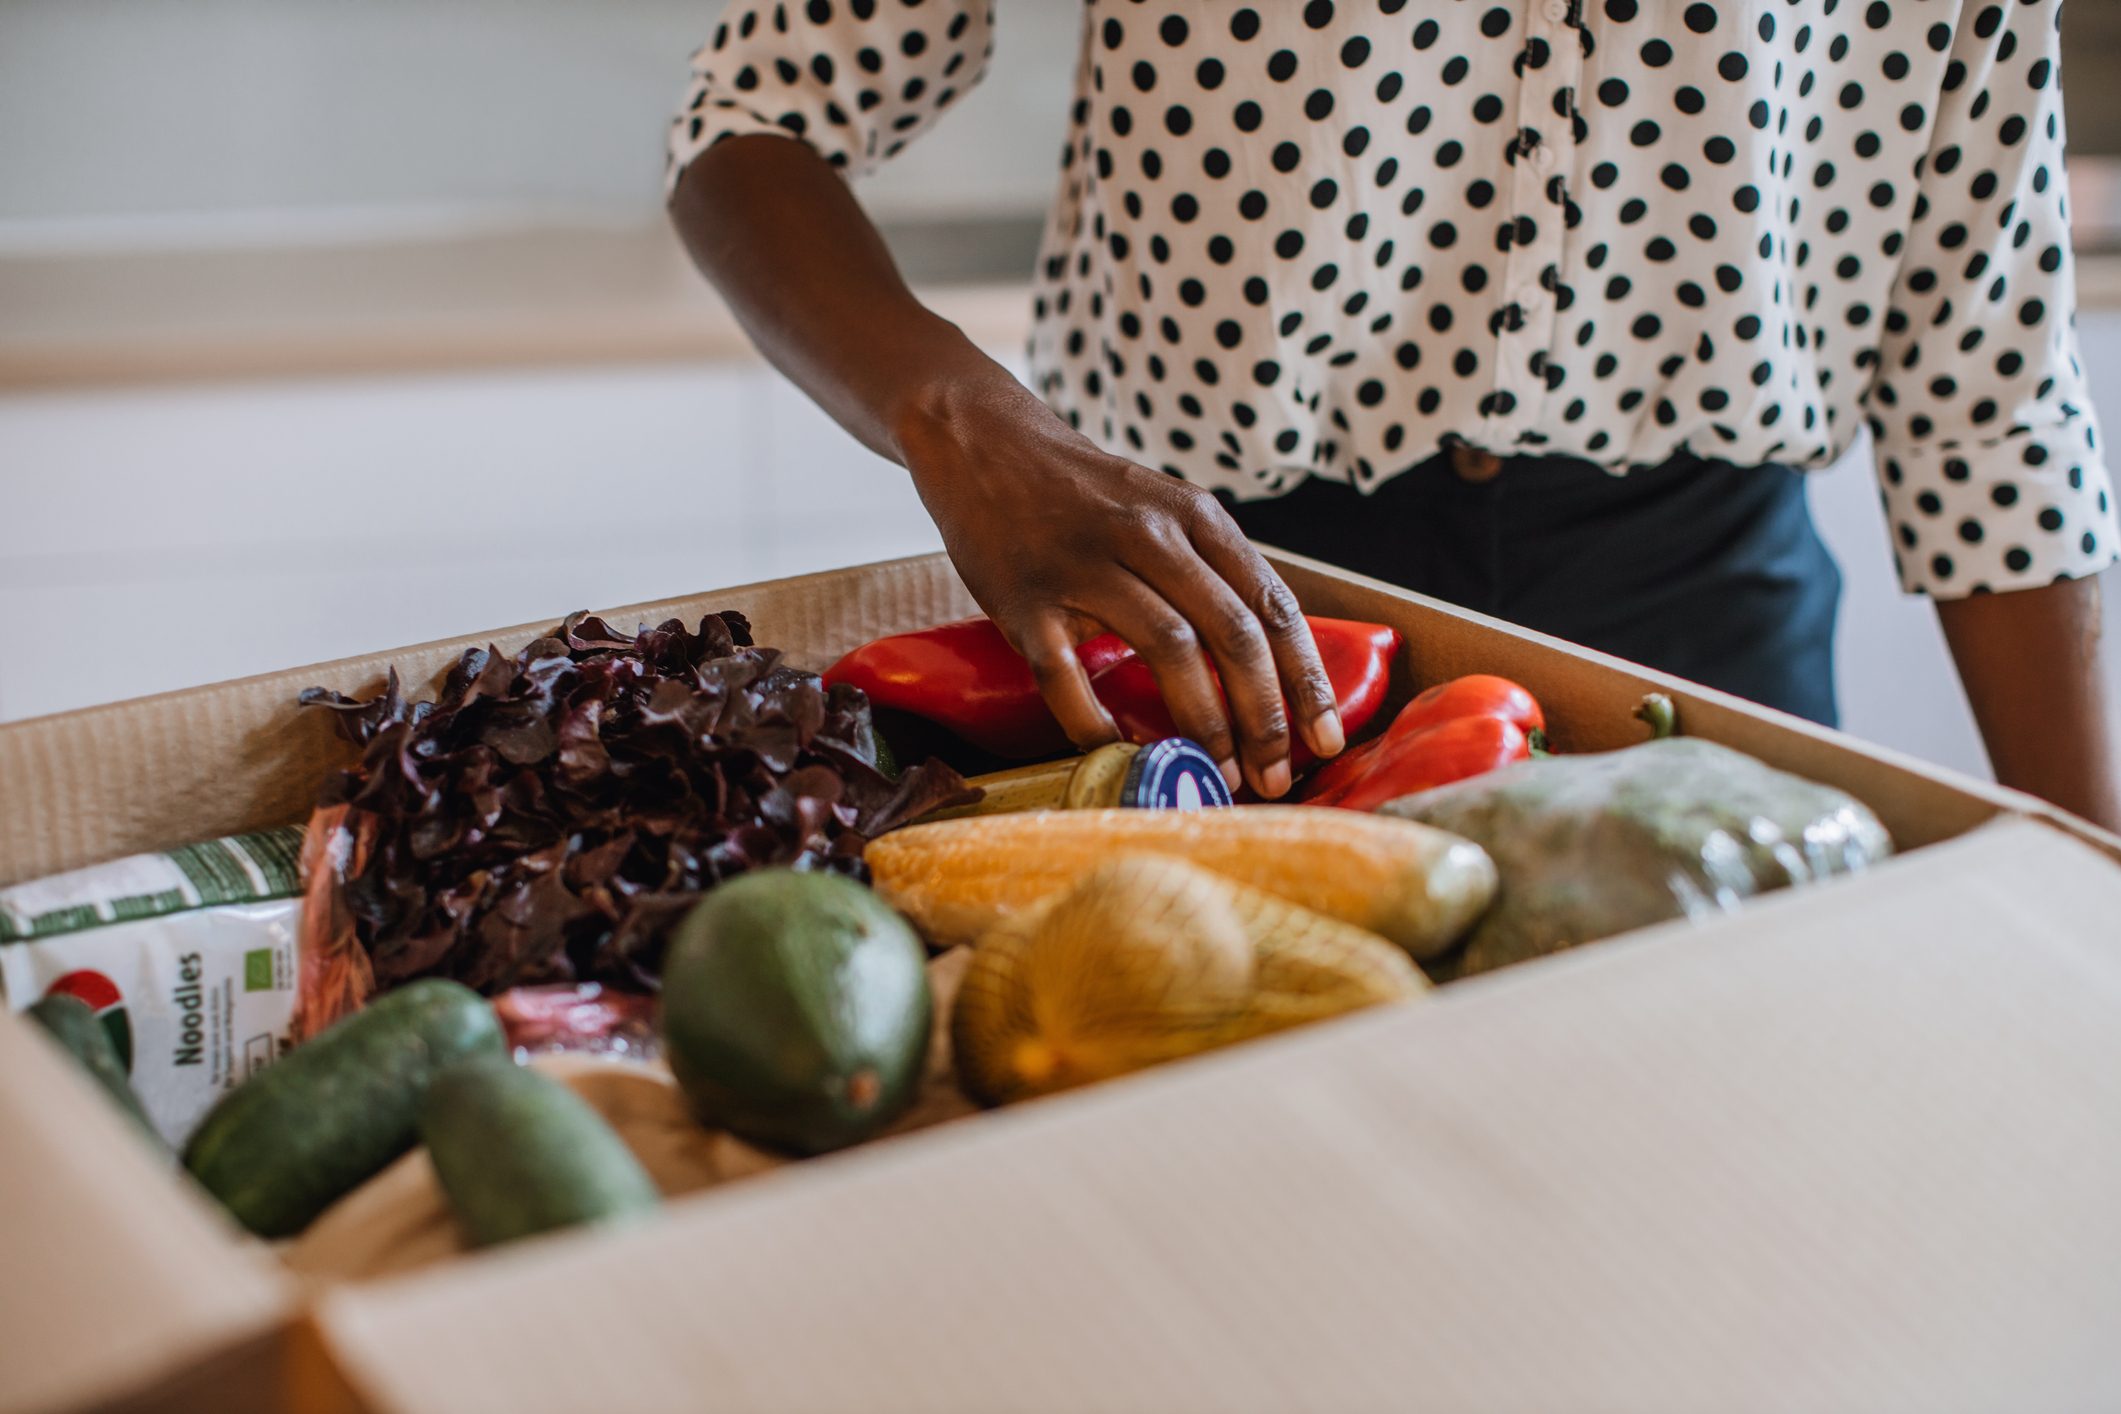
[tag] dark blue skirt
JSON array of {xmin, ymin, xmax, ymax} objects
[{"xmin": 1221, "ymin": 451, "xmax": 1844, "ymax": 726}]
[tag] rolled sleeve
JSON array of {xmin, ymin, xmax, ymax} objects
[
  {"xmin": 665, "ymin": 0, "xmax": 996, "ymax": 195},
  {"xmin": 1865, "ymin": 0, "xmax": 2117, "ymax": 599}
]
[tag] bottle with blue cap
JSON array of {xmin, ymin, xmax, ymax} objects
[{"xmin": 922, "ymin": 739, "xmax": 1234, "ymax": 820}]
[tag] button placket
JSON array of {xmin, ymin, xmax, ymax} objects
[{"xmin": 1491, "ymin": 1, "xmax": 1582, "ymax": 440}]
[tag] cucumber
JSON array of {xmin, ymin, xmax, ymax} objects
[
  {"xmin": 419, "ymin": 1055, "xmax": 660, "ymax": 1248},
  {"xmin": 27, "ymin": 994, "xmax": 161, "ymax": 1147},
  {"xmin": 661, "ymin": 870, "xmax": 930, "ymax": 1156},
  {"xmin": 182, "ymin": 978, "xmax": 504, "ymax": 1237}
]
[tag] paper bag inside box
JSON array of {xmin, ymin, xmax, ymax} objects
[{"xmin": 3, "ymin": 551, "xmax": 2119, "ymax": 1414}]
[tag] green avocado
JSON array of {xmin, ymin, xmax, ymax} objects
[{"xmin": 661, "ymin": 870, "xmax": 930, "ymax": 1156}]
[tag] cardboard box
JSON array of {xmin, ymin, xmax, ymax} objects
[{"xmin": 6, "ymin": 551, "xmax": 2121, "ymax": 1413}]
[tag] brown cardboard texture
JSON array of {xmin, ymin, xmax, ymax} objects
[
  {"xmin": 1, "ymin": 550, "xmax": 2117, "ymax": 1413},
  {"xmin": 0, "ymin": 996, "xmax": 290, "ymax": 1414},
  {"xmin": 314, "ymin": 818, "xmax": 2121, "ymax": 1414}
]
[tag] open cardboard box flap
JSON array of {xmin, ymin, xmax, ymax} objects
[
  {"xmin": 3, "ymin": 551, "xmax": 2119, "ymax": 1412},
  {"xmin": 0, "ymin": 997, "xmax": 290, "ymax": 1414},
  {"xmin": 311, "ymin": 817, "xmax": 2121, "ymax": 1414}
]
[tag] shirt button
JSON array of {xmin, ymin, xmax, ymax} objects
[
  {"xmin": 1530, "ymin": 144, "xmax": 1555, "ymax": 171},
  {"xmin": 1543, "ymin": 0, "xmax": 1569, "ymax": 22}
]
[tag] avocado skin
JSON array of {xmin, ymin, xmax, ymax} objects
[{"xmin": 661, "ymin": 870, "xmax": 930, "ymax": 1157}]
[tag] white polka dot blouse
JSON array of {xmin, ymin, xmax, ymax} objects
[{"xmin": 669, "ymin": 0, "xmax": 2117, "ymax": 599}]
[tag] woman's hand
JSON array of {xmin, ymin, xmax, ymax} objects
[
  {"xmin": 669, "ymin": 135, "xmax": 1336, "ymax": 793},
  {"xmin": 898, "ymin": 372, "xmax": 1344, "ymax": 798}
]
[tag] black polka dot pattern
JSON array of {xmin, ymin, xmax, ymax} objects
[{"xmin": 670, "ymin": 0, "xmax": 2115, "ymax": 599}]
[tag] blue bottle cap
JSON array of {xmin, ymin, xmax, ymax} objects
[{"xmin": 1120, "ymin": 738, "xmax": 1234, "ymax": 811}]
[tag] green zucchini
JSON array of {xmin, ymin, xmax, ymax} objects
[
  {"xmin": 27, "ymin": 994, "xmax": 161, "ymax": 1147},
  {"xmin": 182, "ymin": 978, "xmax": 504, "ymax": 1237},
  {"xmin": 419, "ymin": 1055, "xmax": 660, "ymax": 1248}
]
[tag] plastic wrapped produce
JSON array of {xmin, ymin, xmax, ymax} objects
[{"xmin": 1380, "ymin": 738, "xmax": 1892, "ymax": 979}]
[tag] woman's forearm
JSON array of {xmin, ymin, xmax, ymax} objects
[
  {"xmin": 664, "ymin": 132, "xmax": 1341, "ymax": 794},
  {"xmin": 667, "ymin": 133, "xmax": 1014, "ymax": 460},
  {"xmin": 1936, "ymin": 575, "xmax": 2121, "ymax": 831}
]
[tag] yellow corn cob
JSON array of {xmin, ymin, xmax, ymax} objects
[
  {"xmin": 952, "ymin": 853, "xmax": 1427, "ymax": 1107},
  {"xmin": 870, "ymin": 805, "xmax": 1496, "ymax": 960}
]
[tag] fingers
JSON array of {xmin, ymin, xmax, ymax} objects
[
  {"xmin": 971, "ymin": 458, "xmax": 1336, "ymax": 800},
  {"xmin": 1131, "ymin": 564, "xmax": 1297, "ymax": 799},
  {"xmin": 1092, "ymin": 574, "xmax": 1246, "ymax": 791},
  {"xmin": 1013, "ymin": 613, "xmax": 1121, "ymax": 753},
  {"xmin": 1186, "ymin": 504, "xmax": 1345, "ymax": 762}
]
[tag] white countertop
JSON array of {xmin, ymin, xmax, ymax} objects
[
  {"xmin": 0, "ymin": 221, "xmax": 1036, "ymax": 389},
  {"xmin": 9, "ymin": 217, "xmax": 2121, "ymax": 391}
]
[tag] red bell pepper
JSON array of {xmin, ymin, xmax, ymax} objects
[
  {"xmin": 1301, "ymin": 673, "xmax": 1543, "ymax": 812},
  {"xmin": 821, "ymin": 615, "xmax": 1402, "ymax": 764},
  {"xmin": 1089, "ymin": 617, "xmax": 1401, "ymax": 769},
  {"xmin": 819, "ymin": 617, "xmax": 1133, "ymax": 758}
]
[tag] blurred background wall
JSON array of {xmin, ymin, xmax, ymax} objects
[
  {"xmin": 5, "ymin": 0, "xmax": 2121, "ymax": 783},
  {"xmin": 0, "ymin": 0, "xmax": 1078, "ymax": 229}
]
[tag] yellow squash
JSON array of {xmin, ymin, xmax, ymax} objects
[{"xmin": 868, "ymin": 805, "xmax": 1496, "ymax": 959}]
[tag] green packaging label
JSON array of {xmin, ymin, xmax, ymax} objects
[
  {"xmin": 0, "ymin": 826, "xmax": 305, "ymax": 945},
  {"xmin": 244, "ymin": 948, "xmax": 273, "ymax": 992}
]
